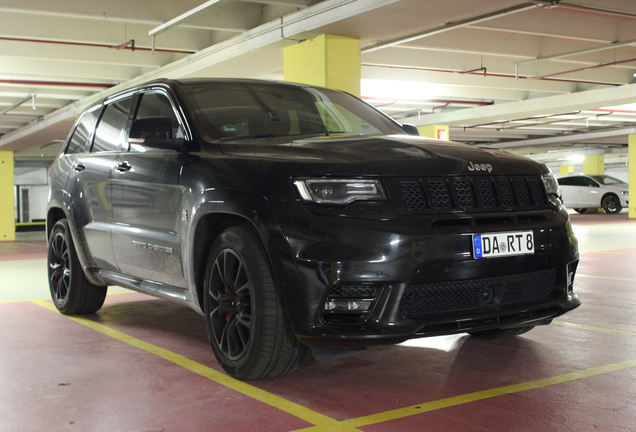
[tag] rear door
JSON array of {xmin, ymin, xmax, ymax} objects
[
  {"xmin": 111, "ymin": 89, "xmax": 188, "ymax": 288},
  {"xmin": 578, "ymin": 177, "xmax": 601, "ymax": 207},
  {"xmin": 65, "ymin": 95, "xmax": 134, "ymax": 270}
]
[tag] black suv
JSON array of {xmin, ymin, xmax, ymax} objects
[{"xmin": 47, "ymin": 78, "xmax": 580, "ymax": 380}]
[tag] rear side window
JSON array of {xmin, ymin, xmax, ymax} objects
[
  {"xmin": 65, "ymin": 108, "xmax": 100, "ymax": 154},
  {"xmin": 558, "ymin": 177, "xmax": 575, "ymax": 186},
  {"xmin": 91, "ymin": 96, "xmax": 134, "ymax": 153}
]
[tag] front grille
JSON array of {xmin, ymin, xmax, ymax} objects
[
  {"xmin": 400, "ymin": 269, "xmax": 557, "ymax": 318},
  {"xmin": 399, "ymin": 176, "xmax": 548, "ymax": 213}
]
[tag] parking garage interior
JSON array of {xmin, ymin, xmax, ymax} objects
[{"xmin": 1, "ymin": 0, "xmax": 635, "ymax": 431}]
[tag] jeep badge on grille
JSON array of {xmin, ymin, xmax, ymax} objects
[{"xmin": 468, "ymin": 161, "xmax": 493, "ymax": 172}]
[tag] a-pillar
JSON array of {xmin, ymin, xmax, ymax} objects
[
  {"xmin": 283, "ymin": 34, "xmax": 361, "ymax": 97},
  {"xmin": 560, "ymin": 165, "xmax": 574, "ymax": 176},
  {"xmin": 0, "ymin": 151, "xmax": 15, "ymax": 241},
  {"xmin": 582, "ymin": 154, "xmax": 604, "ymax": 175},
  {"xmin": 417, "ymin": 125, "xmax": 450, "ymax": 140},
  {"xmin": 629, "ymin": 135, "xmax": 636, "ymax": 219}
]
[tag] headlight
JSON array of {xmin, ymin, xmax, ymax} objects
[
  {"xmin": 294, "ymin": 178, "xmax": 387, "ymax": 204},
  {"xmin": 542, "ymin": 173, "xmax": 561, "ymax": 200}
]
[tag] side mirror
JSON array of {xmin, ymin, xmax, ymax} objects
[
  {"xmin": 129, "ymin": 117, "xmax": 185, "ymax": 151},
  {"xmin": 401, "ymin": 123, "xmax": 420, "ymax": 136}
]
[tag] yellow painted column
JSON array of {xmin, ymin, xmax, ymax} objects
[
  {"xmin": 283, "ymin": 34, "xmax": 361, "ymax": 97},
  {"xmin": 629, "ymin": 135, "xmax": 636, "ymax": 219},
  {"xmin": 582, "ymin": 154, "xmax": 604, "ymax": 175},
  {"xmin": 0, "ymin": 151, "xmax": 15, "ymax": 241},
  {"xmin": 560, "ymin": 165, "xmax": 574, "ymax": 176},
  {"xmin": 417, "ymin": 125, "xmax": 450, "ymax": 140}
]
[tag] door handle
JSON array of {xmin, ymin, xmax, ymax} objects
[
  {"xmin": 115, "ymin": 161, "xmax": 132, "ymax": 172},
  {"xmin": 73, "ymin": 162, "xmax": 86, "ymax": 171}
]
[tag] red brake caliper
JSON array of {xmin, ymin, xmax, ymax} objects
[{"xmin": 225, "ymin": 287, "xmax": 231, "ymax": 322}]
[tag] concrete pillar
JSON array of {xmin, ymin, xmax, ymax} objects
[
  {"xmin": 0, "ymin": 151, "xmax": 15, "ymax": 241},
  {"xmin": 582, "ymin": 154, "xmax": 604, "ymax": 175},
  {"xmin": 629, "ymin": 135, "xmax": 636, "ymax": 219},
  {"xmin": 283, "ymin": 34, "xmax": 361, "ymax": 97},
  {"xmin": 560, "ymin": 165, "xmax": 574, "ymax": 176},
  {"xmin": 417, "ymin": 125, "xmax": 449, "ymax": 140}
]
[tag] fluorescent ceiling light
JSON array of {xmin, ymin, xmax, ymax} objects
[{"xmin": 565, "ymin": 155, "xmax": 585, "ymax": 162}]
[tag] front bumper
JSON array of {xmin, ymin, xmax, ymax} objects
[{"xmin": 273, "ymin": 202, "xmax": 580, "ymax": 348}]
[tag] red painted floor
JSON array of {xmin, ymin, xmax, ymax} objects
[{"xmin": 1, "ymin": 217, "xmax": 636, "ymax": 431}]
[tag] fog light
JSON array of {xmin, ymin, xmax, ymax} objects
[{"xmin": 324, "ymin": 299, "xmax": 373, "ymax": 312}]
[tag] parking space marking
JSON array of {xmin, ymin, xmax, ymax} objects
[
  {"xmin": 31, "ymin": 299, "xmax": 361, "ymax": 432},
  {"xmin": 0, "ymin": 292, "xmax": 134, "ymax": 305},
  {"xmin": 552, "ymin": 321, "xmax": 636, "ymax": 337},
  {"xmin": 290, "ymin": 359, "xmax": 636, "ymax": 432}
]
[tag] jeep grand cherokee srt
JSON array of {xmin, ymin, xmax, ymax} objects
[{"xmin": 47, "ymin": 79, "xmax": 580, "ymax": 380}]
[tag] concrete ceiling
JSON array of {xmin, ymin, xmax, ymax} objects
[{"xmin": 1, "ymin": 0, "xmax": 636, "ymax": 167}]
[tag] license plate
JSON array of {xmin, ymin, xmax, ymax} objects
[{"xmin": 472, "ymin": 231, "xmax": 534, "ymax": 259}]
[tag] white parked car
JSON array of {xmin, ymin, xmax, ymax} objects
[{"xmin": 557, "ymin": 174, "xmax": 629, "ymax": 214}]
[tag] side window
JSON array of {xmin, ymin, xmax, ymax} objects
[
  {"xmin": 65, "ymin": 108, "xmax": 100, "ymax": 154},
  {"xmin": 130, "ymin": 91, "xmax": 183, "ymax": 152},
  {"xmin": 581, "ymin": 177, "xmax": 598, "ymax": 187},
  {"xmin": 91, "ymin": 96, "xmax": 134, "ymax": 153},
  {"xmin": 558, "ymin": 177, "xmax": 574, "ymax": 186}
]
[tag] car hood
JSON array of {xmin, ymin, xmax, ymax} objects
[{"xmin": 219, "ymin": 135, "xmax": 547, "ymax": 177}]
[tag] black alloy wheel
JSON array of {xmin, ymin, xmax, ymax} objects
[
  {"xmin": 49, "ymin": 227, "xmax": 71, "ymax": 304},
  {"xmin": 208, "ymin": 248, "xmax": 253, "ymax": 361},
  {"xmin": 602, "ymin": 195, "xmax": 622, "ymax": 214},
  {"xmin": 203, "ymin": 226, "xmax": 307, "ymax": 380},
  {"xmin": 47, "ymin": 219, "xmax": 107, "ymax": 314}
]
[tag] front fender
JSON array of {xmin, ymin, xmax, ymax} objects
[{"xmin": 185, "ymin": 189, "xmax": 303, "ymax": 319}]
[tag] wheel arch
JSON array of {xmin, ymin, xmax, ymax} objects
[
  {"xmin": 601, "ymin": 191, "xmax": 620, "ymax": 203},
  {"xmin": 188, "ymin": 191, "xmax": 296, "ymax": 314}
]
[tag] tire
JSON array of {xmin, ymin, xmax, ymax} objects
[
  {"xmin": 573, "ymin": 208, "xmax": 588, "ymax": 214},
  {"xmin": 468, "ymin": 326, "xmax": 534, "ymax": 340},
  {"xmin": 203, "ymin": 226, "xmax": 307, "ymax": 380},
  {"xmin": 602, "ymin": 195, "xmax": 622, "ymax": 214},
  {"xmin": 47, "ymin": 219, "xmax": 107, "ymax": 314}
]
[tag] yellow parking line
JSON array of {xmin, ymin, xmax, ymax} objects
[
  {"xmin": 0, "ymin": 291, "xmax": 133, "ymax": 305},
  {"xmin": 552, "ymin": 321, "xmax": 636, "ymax": 337},
  {"xmin": 291, "ymin": 359, "xmax": 636, "ymax": 432},
  {"xmin": 31, "ymin": 299, "xmax": 360, "ymax": 432},
  {"xmin": 576, "ymin": 274, "xmax": 636, "ymax": 282}
]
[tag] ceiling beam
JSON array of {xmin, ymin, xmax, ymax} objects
[
  {"xmin": 361, "ymin": 3, "xmax": 541, "ymax": 53},
  {"xmin": 407, "ymin": 83, "xmax": 636, "ymax": 127},
  {"xmin": 0, "ymin": 0, "xmax": 403, "ymax": 151},
  {"xmin": 481, "ymin": 126, "xmax": 636, "ymax": 149}
]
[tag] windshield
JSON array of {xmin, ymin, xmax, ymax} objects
[
  {"xmin": 590, "ymin": 175, "xmax": 626, "ymax": 185},
  {"xmin": 182, "ymin": 82, "xmax": 406, "ymax": 140}
]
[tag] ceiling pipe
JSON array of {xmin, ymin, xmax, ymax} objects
[
  {"xmin": 0, "ymin": 95, "xmax": 34, "ymax": 117},
  {"xmin": 0, "ymin": 78, "xmax": 113, "ymax": 89},
  {"xmin": 148, "ymin": 0, "xmax": 230, "ymax": 53},
  {"xmin": 548, "ymin": 1, "xmax": 636, "ymax": 19},
  {"xmin": 361, "ymin": 63, "xmax": 622, "ymax": 87},
  {"xmin": 362, "ymin": 3, "xmax": 541, "ymax": 53},
  {"xmin": 0, "ymin": 36, "xmax": 196, "ymax": 55},
  {"xmin": 533, "ymin": 56, "xmax": 636, "ymax": 79},
  {"xmin": 362, "ymin": 96, "xmax": 493, "ymax": 106}
]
